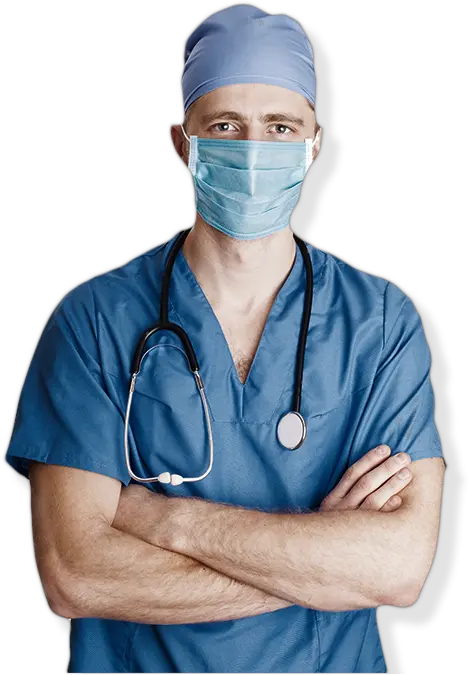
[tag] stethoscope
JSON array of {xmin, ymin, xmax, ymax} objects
[{"xmin": 124, "ymin": 227, "xmax": 314, "ymax": 486}]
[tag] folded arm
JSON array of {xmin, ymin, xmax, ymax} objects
[
  {"xmin": 30, "ymin": 446, "xmax": 444, "ymax": 622},
  {"xmin": 29, "ymin": 461, "xmax": 292, "ymax": 623},
  {"xmin": 137, "ymin": 284, "xmax": 447, "ymax": 613},
  {"xmin": 138, "ymin": 496, "xmax": 414, "ymax": 611},
  {"xmin": 137, "ymin": 457, "xmax": 445, "ymax": 612}
]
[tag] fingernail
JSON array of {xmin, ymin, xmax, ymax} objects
[
  {"xmin": 397, "ymin": 452, "xmax": 409, "ymax": 463},
  {"xmin": 378, "ymin": 445, "xmax": 390, "ymax": 455},
  {"xmin": 398, "ymin": 468, "xmax": 410, "ymax": 479},
  {"xmin": 390, "ymin": 496, "xmax": 401, "ymax": 505}
]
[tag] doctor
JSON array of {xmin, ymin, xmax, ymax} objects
[{"xmin": 6, "ymin": 4, "xmax": 445, "ymax": 674}]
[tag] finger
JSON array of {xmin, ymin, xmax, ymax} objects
[
  {"xmin": 342, "ymin": 452, "xmax": 411, "ymax": 508},
  {"xmin": 359, "ymin": 467, "xmax": 413, "ymax": 511},
  {"xmin": 380, "ymin": 495, "xmax": 403, "ymax": 512},
  {"xmin": 325, "ymin": 445, "xmax": 391, "ymax": 503},
  {"xmin": 319, "ymin": 492, "xmax": 403, "ymax": 513}
]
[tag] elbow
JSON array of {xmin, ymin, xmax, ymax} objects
[
  {"xmin": 386, "ymin": 578, "xmax": 424, "ymax": 608},
  {"xmin": 401, "ymin": 558, "xmax": 434, "ymax": 607},
  {"xmin": 400, "ymin": 578, "xmax": 426, "ymax": 607},
  {"xmin": 380, "ymin": 522, "xmax": 438, "ymax": 608},
  {"xmin": 389, "ymin": 585, "xmax": 421, "ymax": 607},
  {"xmin": 37, "ymin": 523, "xmax": 114, "ymax": 619},
  {"xmin": 47, "ymin": 588, "xmax": 79, "ymax": 619},
  {"xmin": 40, "ymin": 556, "xmax": 89, "ymax": 619},
  {"xmin": 49, "ymin": 577, "xmax": 86, "ymax": 619},
  {"xmin": 53, "ymin": 564, "xmax": 96, "ymax": 619}
]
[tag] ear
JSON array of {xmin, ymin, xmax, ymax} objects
[
  {"xmin": 312, "ymin": 126, "xmax": 322, "ymax": 161},
  {"xmin": 170, "ymin": 124, "xmax": 188, "ymax": 165}
]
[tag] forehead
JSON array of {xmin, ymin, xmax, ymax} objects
[{"xmin": 188, "ymin": 82, "xmax": 312, "ymax": 118}]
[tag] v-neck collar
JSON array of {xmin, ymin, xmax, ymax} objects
[{"xmin": 166, "ymin": 232, "xmax": 308, "ymax": 423}]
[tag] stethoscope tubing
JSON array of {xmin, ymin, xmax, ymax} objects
[{"xmin": 124, "ymin": 227, "xmax": 313, "ymax": 483}]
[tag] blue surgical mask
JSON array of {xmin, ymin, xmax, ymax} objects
[{"xmin": 181, "ymin": 125, "xmax": 315, "ymax": 240}]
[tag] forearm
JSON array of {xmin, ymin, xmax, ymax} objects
[
  {"xmin": 55, "ymin": 521, "xmax": 292, "ymax": 623},
  {"xmin": 53, "ymin": 478, "xmax": 295, "ymax": 623},
  {"xmin": 157, "ymin": 497, "xmax": 430, "ymax": 612}
]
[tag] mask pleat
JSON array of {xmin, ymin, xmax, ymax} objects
[{"xmin": 189, "ymin": 136, "xmax": 311, "ymax": 238}]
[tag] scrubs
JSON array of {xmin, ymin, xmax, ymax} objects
[{"xmin": 6, "ymin": 230, "xmax": 444, "ymax": 673}]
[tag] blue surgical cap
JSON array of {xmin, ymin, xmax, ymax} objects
[{"xmin": 182, "ymin": 4, "xmax": 316, "ymax": 113}]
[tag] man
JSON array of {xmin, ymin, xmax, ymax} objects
[{"xmin": 6, "ymin": 4, "xmax": 445, "ymax": 673}]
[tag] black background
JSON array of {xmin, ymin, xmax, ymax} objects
[{"xmin": 0, "ymin": 0, "xmax": 461, "ymax": 672}]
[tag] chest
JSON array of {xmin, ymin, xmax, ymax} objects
[
  {"xmin": 100, "ymin": 247, "xmax": 385, "ymax": 510},
  {"xmin": 212, "ymin": 302, "xmax": 273, "ymax": 385}
]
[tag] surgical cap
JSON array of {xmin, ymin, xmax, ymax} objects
[{"xmin": 182, "ymin": 4, "xmax": 316, "ymax": 113}]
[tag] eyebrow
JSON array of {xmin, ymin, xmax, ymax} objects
[{"xmin": 199, "ymin": 109, "xmax": 306, "ymax": 127}]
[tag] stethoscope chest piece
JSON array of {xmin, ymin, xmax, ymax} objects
[
  {"xmin": 277, "ymin": 411, "xmax": 307, "ymax": 450},
  {"xmin": 125, "ymin": 228, "xmax": 313, "ymax": 483}
]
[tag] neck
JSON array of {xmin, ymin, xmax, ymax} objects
[{"xmin": 181, "ymin": 216, "xmax": 297, "ymax": 314}]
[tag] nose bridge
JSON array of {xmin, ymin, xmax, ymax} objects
[
  {"xmin": 232, "ymin": 111, "xmax": 278, "ymax": 141},
  {"xmin": 241, "ymin": 118, "xmax": 267, "ymax": 142}
]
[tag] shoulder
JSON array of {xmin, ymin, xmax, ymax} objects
[
  {"xmin": 55, "ymin": 239, "xmax": 171, "ymax": 330},
  {"xmin": 306, "ymin": 242, "xmax": 422, "ymax": 345},
  {"xmin": 307, "ymin": 243, "xmax": 388, "ymax": 299},
  {"xmin": 306, "ymin": 243, "xmax": 413, "ymax": 340},
  {"xmin": 306, "ymin": 242, "xmax": 400, "ymax": 309},
  {"xmin": 325, "ymin": 247, "xmax": 411, "ymax": 310}
]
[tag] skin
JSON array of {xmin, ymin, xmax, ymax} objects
[
  {"xmin": 30, "ymin": 85, "xmax": 440, "ymax": 623},
  {"xmin": 30, "ymin": 444, "xmax": 431, "ymax": 622},
  {"xmin": 170, "ymin": 83, "xmax": 412, "ymax": 511},
  {"xmin": 170, "ymin": 83, "xmax": 323, "ymax": 320}
]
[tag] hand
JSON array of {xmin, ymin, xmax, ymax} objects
[{"xmin": 318, "ymin": 445, "xmax": 413, "ymax": 512}]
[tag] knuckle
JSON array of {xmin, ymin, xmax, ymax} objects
[
  {"xmin": 362, "ymin": 496, "xmax": 378, "ymax": 509},
  {"xmin": 393, "ymin": 452, "xmax": 411, "ymax": 467},
  {"xmin": 320, "ymin": 497, "xmax": 331, "ymax": 509},
  {"xmin": 335, "ymin": 501, "xmax": 350, "ymax": 512},
  {"xmin": 395, "ymin": 468, "xmax": 411, "ymax": 482},
  {"xmin": 343, "ymin": 466, "xmax": 357, "ymax": 483},
  {"xmin": 357, "ymin": 476, "xmax": 370, "ymax": 493},
  {"xmin": 384, "ymin": 455, "xmax": 405, "ymax": 474},
  {"xmin": 321, "ymin": 502, "xmax": 335, "ymax": 512}
]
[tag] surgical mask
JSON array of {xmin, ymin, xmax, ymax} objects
[{"xmin": 181, "ymin": 125, "xmax": 315, "ymax": 240}]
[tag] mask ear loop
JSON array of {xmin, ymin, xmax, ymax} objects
[
  {"xmin": 305, "ymin": 128, "xmax": 320, "ymax": 170},
  {"xmin": 305, "ymin": 137, "xmax": 314, "ymax": 170},
  {"xmin": 180, "ymin": 123, "xmax": 190, "ymax": 142},
  {"xmin": 181, "ymin": 124, "xmax": 198, "ymax": 175}
]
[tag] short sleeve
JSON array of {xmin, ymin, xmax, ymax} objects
[
  {"xmin": 5, "ymin": 281, "xmax": 131, "ymax": 485},
  {"xmin": 350, "ymin": 281, "xmax": 445, "ymax": 466}
]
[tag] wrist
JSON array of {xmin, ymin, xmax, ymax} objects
[
  {"xmin": 112, "ymin": 484, "xmax": 157, "ymax": 542},
  {"xmin": 165, "ymin": 495, "xmax": 211, "ymax": 555},
  {"xmin": 144, "ymin": 491, "xmax": 188, "ymax": 550}
]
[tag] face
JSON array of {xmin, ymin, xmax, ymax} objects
[{"xmin": 171, "ymin": 82, "xmax": 322, "ymax": 164}]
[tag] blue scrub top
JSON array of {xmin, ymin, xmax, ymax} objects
[{"xmin": 6, "ymin": 230, "xmax": 444, "ymax": 673}]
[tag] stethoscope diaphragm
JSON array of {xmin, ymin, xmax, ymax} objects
[{"xmin": 277, "ymin": 411, "xmax": 307, "ymax": 450}]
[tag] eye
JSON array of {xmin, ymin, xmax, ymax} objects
[
  {"xmin": 210, "ymin": 122, "xmax": 237, "ymax": 133},
  {"xmin": 267, "ymin": 124, "xmax": 297, "ymax": 137}
]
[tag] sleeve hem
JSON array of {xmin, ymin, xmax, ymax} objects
[{"xmin": 5, "ymin": 445, "xmax": 132, "ymax": 486}]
